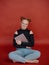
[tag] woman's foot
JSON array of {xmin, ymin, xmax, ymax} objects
[
  {"xmin": 13, "ymin": 60, "xmax": 16, "ymax": 63},
  {"xmin": 26, "ymin": 59, "xmax": 39, "ymax": 63},
  {"xmin": 13, "ymin": 59, "xmax": 39, "ymax": 63}
]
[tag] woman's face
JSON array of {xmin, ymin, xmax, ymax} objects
[{"xmin": 21, "ymin": 19, "xmax": 29, "ymax": 30}]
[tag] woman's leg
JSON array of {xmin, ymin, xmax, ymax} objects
[
  {"xmin": 8, "ymin": 48, "xmax": 41, "ymax": 63},
  {"xmin": 8, "ymin": 49, "xmax": 27, "ymax": 63},
  {"xmin": 25, "ymin": 50, "xmax": 41, "ymax": 60}
]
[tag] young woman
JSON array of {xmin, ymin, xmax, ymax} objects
[{"xmin": 8, "ymin": 17, "xmax": 41, "ymax": 63}]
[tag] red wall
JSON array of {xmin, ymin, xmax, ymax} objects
[{"xmin": 0, "ymin": 0, "xmax": 49, "ymax": 45}]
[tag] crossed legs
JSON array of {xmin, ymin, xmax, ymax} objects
[{"xmin": 8, "ymin": 48, "xmax": 41, "ymax": 63}]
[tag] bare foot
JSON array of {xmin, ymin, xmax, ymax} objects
[
  {"xmin": 13, "ymin": 60, "xmax": 16, "ymax": 63},
  {"xmin": 26, "ymin": 59, "xmax": 39, "ymax": 63}
]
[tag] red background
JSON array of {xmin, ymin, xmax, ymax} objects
[
  {"xmin": 0, "ymin": 0, "xmax": 49, "ymax": 65},
  {"xmin": 0, "ymin": 0, "xmax": 49, "ymax": 45}
]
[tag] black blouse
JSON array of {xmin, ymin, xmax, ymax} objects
[{"xmin": 13, "ymin": 28, "xmax": 34, "ymax": 48}]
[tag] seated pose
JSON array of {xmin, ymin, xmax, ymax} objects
[{"xmin": 8, "ymin": 17, "xmax": 41, "ymax": 63}]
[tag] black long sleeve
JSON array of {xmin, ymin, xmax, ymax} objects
[
  {"xmin": 13, "ymin": 34, "xmax": 23, "ymax": 48},
  {"xmin": 21, "ymin": 34, "xmax": 34, "ymax": 47},
  {"xmin": 13, "ymin": 29, "xmax": 34, "ymax": 48}
]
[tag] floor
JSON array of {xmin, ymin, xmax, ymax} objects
[{"xmin": 0, "ymin": 44, "xmax": 49, "ymax": 65}]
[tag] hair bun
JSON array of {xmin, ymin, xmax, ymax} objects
[{"xmin": 20, "ymin": 16, "xmax": 31, "ymax": 22}]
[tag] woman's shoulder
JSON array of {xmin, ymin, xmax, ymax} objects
[{"xmin": 28, "ymin": 29, "xmax": 34, "ymax": 34}]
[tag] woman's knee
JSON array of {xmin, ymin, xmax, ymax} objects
[
  {"xmin": 35, "ymin": 50, "xmax": 41, "ymax": 58},
  {"xmin": 8, "ymin": 51, "xmax": 15, "ymax": 59}
]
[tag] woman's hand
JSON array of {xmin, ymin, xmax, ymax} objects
[
  {"xmin": 26, "ymin": 46, "xmax": 31, "ymax": 49},
  {"xmin": 16, "ymin": 40, "xmax": 22, "ymax": 45}
]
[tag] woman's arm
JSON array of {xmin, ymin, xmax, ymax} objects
[
  {"xmin": 13, "ymin": 31, "xmax": 22, "ymax": 47},
  {"xmin": 21, "ymin": 31, "xmax": 34, "ymax": 47}
]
